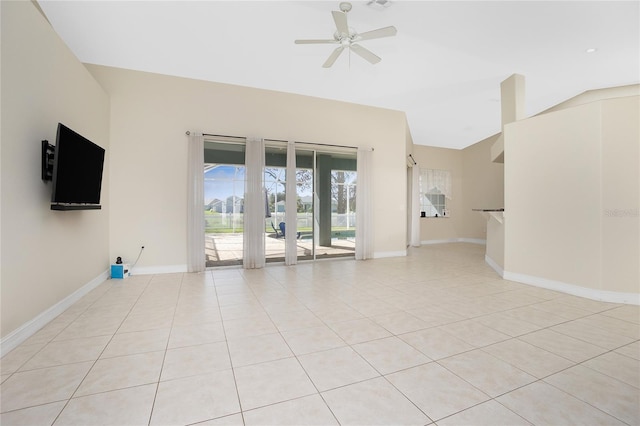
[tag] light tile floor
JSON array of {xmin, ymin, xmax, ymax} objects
[{"xmin": 1, "ymin": 243, "xmax": 639, "ymax": 425}]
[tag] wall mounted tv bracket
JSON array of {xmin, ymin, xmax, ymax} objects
[{"xmin": 41, "ymin": 140, "xmax": 55, "ymax": 181}]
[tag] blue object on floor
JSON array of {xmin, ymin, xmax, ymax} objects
[{"xmin": 111, "ymin": 263, "xmax": 128, "ymax": 279}]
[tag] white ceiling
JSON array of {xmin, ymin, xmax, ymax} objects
[{"xmin": 38, "ymin": 1, "xmax": 639, "ymax": 149}]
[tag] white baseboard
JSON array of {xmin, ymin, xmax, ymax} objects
[
  {"xmin": 421, "ymin": 238, "xmax": 487, "ymax": 245},
  {"xmin": 460, "ymin": 238, "xmax": 487, "ymax": 245},
  {"xmin": 485, "ymin": 255, "xmax": 505, "ymax": 277},
  {"xmin": 373, "ymin": 250, "xmax": 407, "ymax": 259},
  {"xmin": 130, "ymin": 264, "xmax": 188, "ymax": 275},
  {"xmin": 503, "ymin": 270, "xmax": 640, "ymax": 305},
  {"xmin": 1, "ymin": 269, "xmax": 109, "ymax": 357},
  {"xmin": 421, "ymin": 238, "xmax": 459, "ymax": 245}
]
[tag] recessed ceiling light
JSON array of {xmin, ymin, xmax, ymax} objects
[{"xmin": 585, "ymin": 48, "xmax": 598, "ymax": 53}]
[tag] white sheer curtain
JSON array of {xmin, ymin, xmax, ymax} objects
[
  {"xmin": 355, "ymin": 147, "xmax": 373, "ymax": 260},
  {"xmin": 410, "ymin": 165, "xmax": 421, "ymax": 247},
  {"xmin": 243, "ymin": 137, "xmax": 266, "ymax": 269},
  {"xmin": 187, "ymin": 132, "xmax": 205, "ymax": 272},
  {"xmin": 284, "ymin": 141, "xmax": 298, "ymax": 265},
  {"xmin": 423, "ymin": 168, "xmax": 452, "ymax": 199}
]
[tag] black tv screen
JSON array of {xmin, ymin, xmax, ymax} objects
[{"xmin": 51, "ymin": 123, "xmax": 105, "ymax": 210}]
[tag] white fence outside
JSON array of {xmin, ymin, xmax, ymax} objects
[{"xmin": 205, "ymin": 212, "xmax": 356, "ymax": 232}]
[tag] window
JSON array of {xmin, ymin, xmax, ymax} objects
[{"xmin": 419, "ymin": 168, "xmax": 451, "ymax": 217}]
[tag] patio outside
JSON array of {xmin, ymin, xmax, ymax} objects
[{"xmin": 205, "ymin": 213, "xmax": 356, "ymax": 267}]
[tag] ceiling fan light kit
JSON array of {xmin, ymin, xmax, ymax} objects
[{"xmin": 295, "ymin": 1, "xmax": 397, "ymax": 68}]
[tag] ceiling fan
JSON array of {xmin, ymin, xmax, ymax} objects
[{"xmin": 295, "ymin": 1, "xmax": 397, "ymax": 68}]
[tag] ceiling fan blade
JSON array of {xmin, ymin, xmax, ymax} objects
[
  {"xmin": 323, "ymin": 46, "xmax": 346, "ymax": 68},
  {"xmin": 350, "ymin": 43, "xmax": 381, "ymax": 64},
  {"xmin": 332, "ymin": 10, "xmax": 349, "ymax": 35},
  {"xmin": 295, "ymin": 39, "xmax": 338, "ymax": 44},
  {"xmin": 357, "ymin": 26, "xmax": 397, "ymax": 41}
]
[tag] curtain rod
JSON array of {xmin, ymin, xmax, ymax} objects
[{"xmin": 186, "ymin": 131, "xmax": 373, "ymax": 152}]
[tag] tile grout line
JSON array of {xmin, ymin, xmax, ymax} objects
[
  {"xmin": 241, "ymin": 266, "xmax": 339, "ymax": 424},
  {"xmin": 216, "ymin": 269, "xmax": 249, "ymax": 425},
  {"xmin": 147, "ymin": 272, "xmax": 188, "ymax": 426},
  {"xmin": 49, "ymin": 275, "xmax": 156, "ymax": 425}
]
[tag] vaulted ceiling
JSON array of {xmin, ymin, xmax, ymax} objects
[{"xmin": 38, "ymin": 1, "xmax": 639, "ymax": 149}]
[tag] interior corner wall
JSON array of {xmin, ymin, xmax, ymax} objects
[
  {"xmin": 461, "ymin": 134, "xmax": 504, "ymax": 239},
  {"xmin": 1, "ymin": 1, "xmax": 110, "ymax": 338},
  {"xmin": 85, "ymin": 65, "xmax": 408, "ymax": 268},
  {"xmin": 405, "ymin": 120, "xmax": 414, "ymax": 155},
  {"xmin": 504, "ymin": 102, "xmax": 603, "ymax": 290}
]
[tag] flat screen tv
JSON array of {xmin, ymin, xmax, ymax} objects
[{"xmin": 50, "ymin": 123, "xmax": 105, "ymax": 210}]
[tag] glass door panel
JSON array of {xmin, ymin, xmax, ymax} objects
[
  {"xmin": 264, "ymin": 165, "xmax": 286, "ymax": 262},
  {"xmin": 204, "ymin": 141, "xmax": 245, "ymax": 267},
  {"xmin": 295, "ymin": 149, "xmax": 314, "ymax": 261},
  {"xmin": 264, "ymin": 144, "xmax": 317, "ymax": 263},
  {"xmin": 314, "ymin": 152, "xmax": 356, "ymax": 259},
  {"xmin": 264, "ymin": 143, "xmax": 287, "ymax": 263}
]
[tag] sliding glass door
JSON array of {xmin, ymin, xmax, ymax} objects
[{"xmin": 204, "ymin": 139, "xmax": 356, "ymax": 267}]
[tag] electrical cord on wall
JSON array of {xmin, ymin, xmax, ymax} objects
[{"xmin": 130, "ymin": 246, "xmax": 145, "ymax": 274}]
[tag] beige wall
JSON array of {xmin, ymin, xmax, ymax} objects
[
  {"xmin": 601, "ymin": 97, "xmax": 639, "ymax": 293},
  {"xmin": 412, "ymin": 133, "xmax": 504, "ymax": 243},
  {"xmin": 86, "ymin": 65, "xmax": 409, "ymax": 268},
  {"xmin": 504, "ymin": 96, "xmax": 639, "ymax": 296},
  {"xmin": 1, "ymin": 1, "xmax": 110, "ymax": 338},
  {"xmin": 461, "ymin": 134, "xmax": 504, "ymax": 239},
  {"xmin": 505, "ymin": 102, "xmax": 603, "ymax": 288}
]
